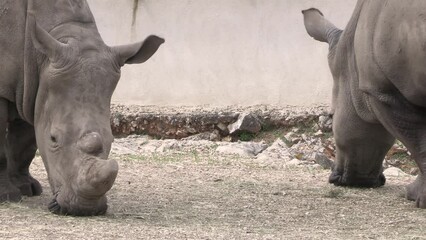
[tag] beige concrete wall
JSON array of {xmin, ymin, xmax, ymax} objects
[{"xmin": 87, "ymin": 0, "xmax": 357, "ymax": 107}]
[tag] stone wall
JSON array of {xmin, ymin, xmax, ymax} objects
[{"xmin": 110, "ymin": 105, "xmax": 331, "ymax": 139}]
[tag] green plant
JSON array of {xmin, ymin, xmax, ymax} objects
[
  {"xmin": 260, "ymin": 123, "xmax": 273, "ymax": 132},
  {"xmin": 280, "ymin": 136, "xmax": 292, "ymax": 147},
  {"xmin": 238, "ymin": 132, "xmax": 255, "ymax": 142},
  {"xmin": 190, "ymin": 149, "xmax": 200, "ymax": 162}
]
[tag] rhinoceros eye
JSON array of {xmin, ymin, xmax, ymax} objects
[
  {"xmin": 50, "ymin": 130, "xmax": 62, "ymax": 149},
  {"xmin": 50, "ymin": 134, "xmax": 60, "ymax": 149}
]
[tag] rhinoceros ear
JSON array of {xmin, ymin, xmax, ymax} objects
[
  {"xmin": 302, "ymin": 8, "xmax": 342, "ymax": 45},
  {"xmin": 28, "ymin": 13, "xmax": 67, "ymax": 61},
  {"xmin": 112, "ymin": 35, "xmax": 165, "ymax": 66}
]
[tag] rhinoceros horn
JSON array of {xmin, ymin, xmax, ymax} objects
[{"xmin": 27, "ymin": 13, "xmax": 68, "ymax": 62}]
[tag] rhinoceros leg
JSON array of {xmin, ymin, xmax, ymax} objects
[
  {"xmin": 0, "ymin": 99, "xmax": 22, "ymax": 202},
  {"xmin": 330, "ymin": 98, "xmax": 395, "ymax": 188},
  {"xmin": 6, "ymin": 119, "xmax": 42, "ymax": 197},
  {"xmin": 368, "ymin": 94, "xmax": 426, "ymax": 208}
]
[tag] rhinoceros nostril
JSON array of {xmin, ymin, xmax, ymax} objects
[{"xmin": 78, "ymin": 132, "xmax": 103, "ymax": 155}]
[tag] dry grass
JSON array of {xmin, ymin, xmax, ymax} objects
[{"xmin": 0, "ymin": 151, "xmax": 424, "ymax": 240}]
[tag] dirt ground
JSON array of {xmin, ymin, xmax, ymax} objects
[{"xmin": 0, "ymin": 137, "xmax": 425, "ymax": 240}]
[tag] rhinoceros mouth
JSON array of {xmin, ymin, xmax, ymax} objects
[
  {"xmin": 48, "ymin": 192, "xmax": 108, "ymax": 216},
  {"xmin": 329, "ymin": 171, "xmax": 386, "ymax": 188}
]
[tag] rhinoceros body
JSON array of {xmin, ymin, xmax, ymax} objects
[
  {"xmin": 0, "ymin": 0, "xmax": 164, "ymax": 215},
  {"xmin": 303, "ymin": 0, "xmax": 426, "ymax": 208}
]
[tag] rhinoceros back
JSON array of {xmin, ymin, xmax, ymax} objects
[
  {"xmin": 0, "ymin": 0, "xmax": 27, "ymax": 102},
  {"xmin": 355, "ymin": 0, "xmax": 426, "ymax": 107}
]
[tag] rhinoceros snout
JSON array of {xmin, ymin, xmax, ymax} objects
[
  {"xmin": 50, "ymin": 157, "xmax": 118, "ymax": 216},
  {"xmin": 78, "ymin": 132, "xmax": 104, "ymax": 155}
]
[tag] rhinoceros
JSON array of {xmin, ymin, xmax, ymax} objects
[
  {"xmin": 0, "ymin": 0, "xmax": 164, "ymax": 215},
  {"xmin": 302, "ymin": 0, "xmax": 426, "ymax": 208}
]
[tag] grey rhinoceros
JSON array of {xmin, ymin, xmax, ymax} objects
[
  {"xmin": 0, "ymin": 0, "xmax": 164, "ymax": 215},
  {"xmin": 302, "ymin": 0, "xmax": 426, "ymax": 208}
]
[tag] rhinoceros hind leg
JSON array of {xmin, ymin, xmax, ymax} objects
[
  {"xmin": 6, "ymin": 119, "xmax": 42, "ymax": 197},
  {"xmin": 368, "ymin": 92, "xmax": 426, "ymax": 208}
]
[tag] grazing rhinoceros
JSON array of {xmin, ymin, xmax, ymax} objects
[
  {"xmin": 302, "ymin": 0, "xmax": 426, "ymax": 208},
  {"xmin": 0, "ymin": 0, "xmax": 164, "ymax": 215}
]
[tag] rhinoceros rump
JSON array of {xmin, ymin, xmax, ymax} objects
[
  {"xmin": 0, "ymin": 0, "xmax": 164, "ymax": 216},
  {"xmin": 303, "ymin": 0, "xmax": 426, "ymax": 208}
]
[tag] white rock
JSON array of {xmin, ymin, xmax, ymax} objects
[
  {"xmin": 286, "ymin": 158, "xmax": 302, "ymax": 166},
  {"xmin": 383, "ymin": 167, "xmax": 409, "ymax": 178},
  {"xmin": 292, "ymin": 128, "xmax": 300, "ymax": 133},
  {"xmin": 256, "ymin": 139, "xmax": 292, "ymax": 161},
  {"xmin": 308, "ymin": 164, "xmax": 323, "ymax": 171},
  {"xmin": 110, "ymin": 144, "xmax": 137, "ymax": 155},
  {"xmin": 314, "ymin": 130, "xmax": 324, "ymax": 137},
  {"xmin": 227, "ymin": 113, "xmax": 261, "ymax": 134},
  {"xmin": 284, "ymin": 132, "xmax": 295, "ymax": 142},
  {"xmin": 216, "ymin": 142, "xmax": 268, "ymax": 158},
  {"xmin": 271, "ymin": 138, "xmax": 286, "ymax": 149}
]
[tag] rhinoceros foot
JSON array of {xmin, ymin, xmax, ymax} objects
[
  {"xmin": 329, "ymin": 171, "xmax": 386, "ymax": 188},
  {"xmin": 406, "ymin": 174, "xmax": 426, "ymax": 208},
  {"xmin": 0, "ymin": 181, "xmax": 22, "ymax": 202},
  {"xmin": 10, "ymin": 174, "xmax": 42, "ymax": 197}
]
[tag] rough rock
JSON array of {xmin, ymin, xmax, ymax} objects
[
  {"xmin": 314, "ymin": 130, "xmax": 324, "ymax": 137},
  {"xmin": 110, "ymin": 143, "xmax": 138, "ymax": 155},
  {"xmin": 383, "ymin": 167, "xmax": 410, "ymax": 178},
  {"xmin": 318, "ymin": 114, "xmax": 333, "ymax": 132},
  {"xmin": 111, "ymin": 135, "xmax": 150, "ymax": 155},
  {"xmin": 183, "ymin": 131, "xmax": 221, "ymax": 141},
  {"xmin": 314, "ymin": 153, "xmax": 334, "ymax": 170},
  {"xmin": 256, "ymin": 138, "xmax": 292, "ymax": 161},
  {"xmin": 286, "ymin": 158, "xmax": 303, "ymax": 166},
  {"xmin": 308, "ymin": 164, "xmax": 323, "ymax": 171},
  {"xmin": 227, "ymin": 113, "xmax": 262, "ymax": 135},
  {"xmin": 410, "ymin": 168, "xmax": 420, "ymax": 176},
  {"xmin": 284, "ymin": 132, "xmax": 301, "ymax": 144}
]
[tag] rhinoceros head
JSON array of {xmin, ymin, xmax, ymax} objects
[{"xmin": 27, "ymin": 14, "xmax": 163, "ymax": 216}]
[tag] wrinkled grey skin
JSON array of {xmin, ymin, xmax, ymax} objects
[
  {"xmin": 303, "ymin": 0, "xmax": 426, "ymax": 208},
  {"xmin": 0, "ymin": 0, "xmax": 164, "ymax": 215}
]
